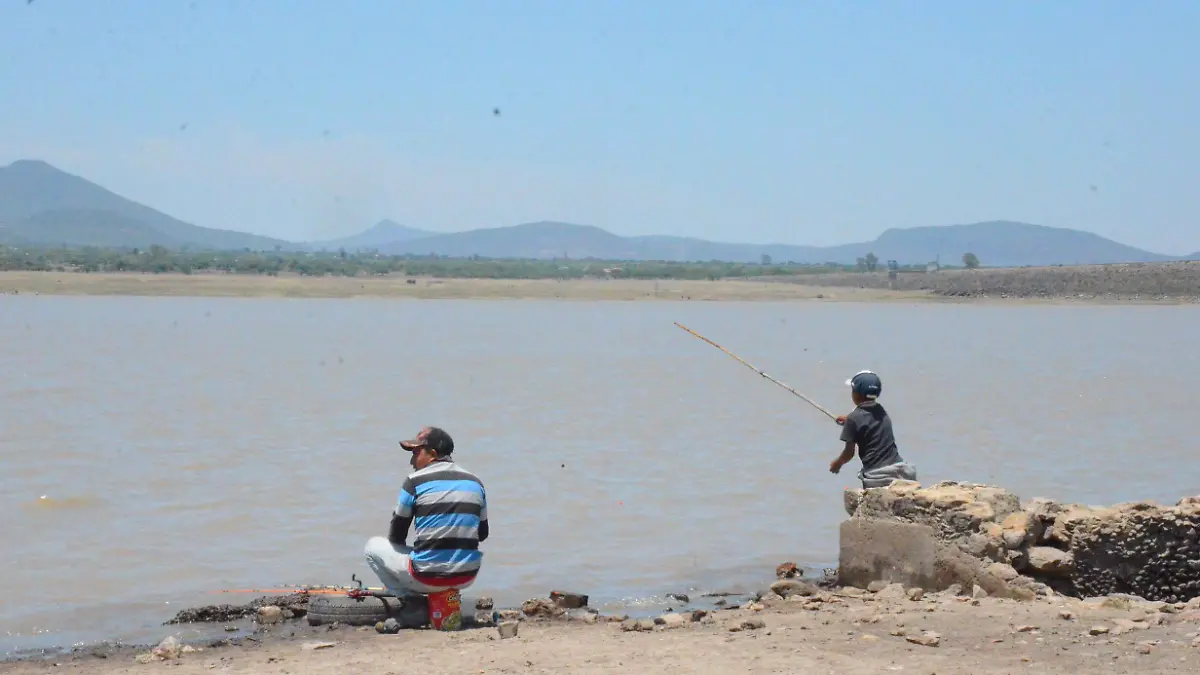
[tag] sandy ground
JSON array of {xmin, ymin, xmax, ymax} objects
[
  {"xmin": 0, "ymin": 272, "xmax": 927, "ymax": 302},
  {"xmin": 5, "ymin": 266, "xmax": 1199, "ymax": 303},
  {"xmin": 8, "ymin": 589, "xmax": 1199, "ymax": 674}
]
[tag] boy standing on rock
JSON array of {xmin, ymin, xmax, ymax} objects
[{"xmin": 830, "ymin": 370, "xmax": 918, "ymax": 489}]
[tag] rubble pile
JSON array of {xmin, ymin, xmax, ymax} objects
[{"xmin": 844, "ymin": 481, "xmax": 1200, "ymax": 602}]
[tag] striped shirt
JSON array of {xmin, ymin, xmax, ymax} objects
[{"xmin": 393, "ymin": 460, "xmax": 488, "ymax": 586}]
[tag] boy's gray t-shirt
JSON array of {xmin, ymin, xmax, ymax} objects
[{"xmin": 839, "ymin": 401, "xmax": 903, "ymax": 471}]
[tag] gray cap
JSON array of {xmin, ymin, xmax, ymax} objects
[{"xmin": 846, "ymin": 370, "xmax": 882, "ymax": 399}]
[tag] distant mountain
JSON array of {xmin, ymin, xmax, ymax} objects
[
  {"xmin": 0, "ymin": 160, "xmax": 296, "ymax": 250},
  {"xmin": 0, "ymin": 159, "xmax": 1189, "ymax": 266},
  {"xmin": 308, "ymin": 219, "xmax": 433, "ymax": 251},
  {"xmin": 0, "ymin": 209, "xmax": 192, "ymax": 249},
  {"xmin": 378, "ymin": 220, "xmax": 1177, "ymax": 267}
]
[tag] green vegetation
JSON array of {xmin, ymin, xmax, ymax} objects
[
  {"xmin": 962, "ymin": 252, "xmax": 981, "ymax": 269},
  {"xmin": 0, "ymin": 244, "xmax": 937, "ymax": 280}
]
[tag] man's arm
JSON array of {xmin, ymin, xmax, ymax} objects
[
  {"xmin": 477, "ymin": 487, "xmax": 489, "ymax": 543},
  {"xmin": 389, "ymin": 479, "xmax": 416, "ymax": 546}
]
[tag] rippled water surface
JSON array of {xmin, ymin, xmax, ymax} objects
[{"xmin": 2, "ymin": 296, "xmax": 1198, "ymax": 655}]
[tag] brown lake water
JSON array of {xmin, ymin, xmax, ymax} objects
[{"xmin": 2, "ymin": 296, "xmax": 1198, "ymax": 656}]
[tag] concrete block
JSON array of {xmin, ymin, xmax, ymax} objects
[{"xmin": 838, "ymin": 518, "xmax": 939, "ymax": 590}]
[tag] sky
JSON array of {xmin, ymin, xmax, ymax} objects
[{"xmin": 1, "ymin": 1, "xmax": 1197, "ymax": 253}]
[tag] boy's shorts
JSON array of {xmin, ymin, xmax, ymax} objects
[{"xmin": 858, "ymin": 461, "xmax": 918, "ymax": 489}]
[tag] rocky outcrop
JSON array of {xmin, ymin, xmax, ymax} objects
[{"xmin": 843, "ymin": 481, "xmax": 1200, "ymax": 602}]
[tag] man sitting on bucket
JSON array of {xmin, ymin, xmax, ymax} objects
[
  {"xmin": 830, "ymin": 370, "xmax": 918, "ymax": 489},
  {"xmin": 365, "ymin": 426, "xmax": 489, "ymax": 598}
]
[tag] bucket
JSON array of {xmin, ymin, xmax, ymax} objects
[{"xmin": 427, "ymin": 589, "xmax": 463, "ymax": 631}]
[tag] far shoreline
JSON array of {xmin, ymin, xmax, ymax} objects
[{"xmin": 2, "ymin": 270, "xmax": 1198, "ymax": 305}]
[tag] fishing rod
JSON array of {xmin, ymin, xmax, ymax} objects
[{"xmin": 674, "ymin": 322, "xmax": 837, "ymax": 421}]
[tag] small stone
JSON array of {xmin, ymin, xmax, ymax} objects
[
  {"xmin": 986, "ymin": 562, "xmax": 1020, "ymax": 582},
  {"xmin": 1114, "ymin": 618, "xmax": 1150, "ymax": 632},
  {"xmin": 656, "ymin": 613, "xmax": 687, "ymax": 629},
  {"xmin": 972, "ymin": 585, "xmax": 988, "ymax": 599},
  {"xmin": 1016, "ymin": 625, "xmax": 1039, "ymax": 633},
  {"xmin": 571, "ymin": 611, "xmax": 598, "ymax": 625},
  {"xmin": 134, "ymin": 653, "xmax": 156, "ymax": 664},
  {"xmin": 301, "ymin": 642, "xmax": 336, "ymax": 651},
  {"xmin": 497, "ymin": 621, "xmax": 520, "ymax": 639},
  {"xmin": 521, "ymin": 598, "xmax": 560, "ymax": 618},
  {"xmin": 1135, "ymin": 642, "xmax": 1155, "ymax": 655},
  {"xmin": 473, "ymin": 610, "xmax": 497, "ymax": 627},
  {"xmin": 867, "ymin": 580, "xmax": 889, "ymax": 593},
  {"xmin": 906, "ymin": 588, "xmax": 925, "ymax": 601},
  {"xmin": 746, "ymin": 602, "xmax": 765, "ymax": 612},
  {"xmin": 690, "ymin": 609, "xmax": 708, "ymax": 621},
  {"xmin": 1059, "ymin": 610, "xmax": 1076, "ymax": 620},
  {"xmin": 223, "ymin": 625, "xmax": 237, "ymax": 632},
  {"xmin": 475, "ymin": 597, "xmax": 495, "ymax": 611},
  {"xmin": 1101, "ymin": 596, "xmax": 1132, "ymax": 611},
  {"xmin": 877, "ymin": 583, "xmax": 907, "ymax": 600},
  {"xmin": 943, "ymin": 584, "xmax": 964, "ymax": 597},
  {"xmin": 905, "ymin": 631, "xmax": 941, "ymax": 647},
  {"xmin": 549, "ymin": 591, "xmax": 588, "ymax": 609},
  {"xmin": 889, "ymin": 628, "xmax": 906, "ymax": 636},
  {"xmin": 775, "ymin": 561, "xmax": 800, "ymax": 578},
  {"xmin": 496, "ymin": 609, "xmax": 522, "ymax": 622},
  {"xmin": 739, "ymin": 617, "xmax": 766, "ymax": 631},
  {"xmin": 666, "ymin": 593, "xmax": 690, "ymax": 603},
  {"xmin": 256, "ymin": 606, "xmax": 283, "ymax": 625},
  {"xmin": 770, "ymin": 579, "xmax": 818, "ymax": 599},
  {"xmin": 1089, "ymin": 626, "xmax": 1110, "ymax": 635}
]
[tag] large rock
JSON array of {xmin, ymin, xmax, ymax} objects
[
  {"xmin": 999, "ymin": 511, "xmax": 1043, "ymax": 550},
  {"xmin": 843, "ymin": 480, "xmax": 1200, "ymax": 603},
  {"xmin": 838, "ymin": 517, "xmax": 1025, "ymax": 598},
  {"xmin": 1026, "ymin": 546, "xmax": 1074, "ymax": 577},
  {"xmin": 848, "ymin": 480, "xmax": 1022, "ymax": 543},
  {"xmin": 1068, "ymin": 497, "xmax": 1200, "ymax": 602}
]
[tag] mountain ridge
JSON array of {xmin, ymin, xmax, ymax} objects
[
  {"xmin": 307, "ymin": 219, "xmax": 433, "ymax": 251},
  {"xmin": 1, "ymin": 158, "xmax": 1193, "ymax": 266}
]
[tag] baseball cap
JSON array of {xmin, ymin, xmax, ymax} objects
[
  {"xmin": 845, "ymin": 370, "xmax": 882, "ymax": 399},
  {"xmin": 399, "ymin": 426, "xmax": 455, "ymax": 456}
]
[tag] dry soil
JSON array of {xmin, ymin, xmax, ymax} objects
[{"xmin": 8, "ymin": 588, "xmax": 1199, "ymax": 675}]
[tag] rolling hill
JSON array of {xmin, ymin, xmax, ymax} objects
[
  {"xmin": 0, "ymin": 160, "xmax": 296, "ymax": 251},
  {"xmin": 376, "ymin": 220, "xmax": 1180, "ymax": 267},
  {"xmin": 0, "ymin": 158, "xmax": 1192, "ymax": 266},
  {"xmin": 307, "ymin": 219, "xmax": 433, "ymax": 251}
]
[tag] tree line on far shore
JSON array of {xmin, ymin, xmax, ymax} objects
[{"xmin": 0, "ymin": 244, "xmax": 965, "ymax": 280}]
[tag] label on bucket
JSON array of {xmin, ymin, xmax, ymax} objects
[{"xmin": 428, "ymin": 589, "xmax": 462, "ymax": 631}]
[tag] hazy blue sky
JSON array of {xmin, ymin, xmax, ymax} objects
[{"xmin": 2, "ymin": 1, "xmax": 1197, "ymax": 252}]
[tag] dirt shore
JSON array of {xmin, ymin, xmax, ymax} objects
[
  {"xmin": 4, "ymin": 265, "xmax": 1200, "ymax": 303},
  {"xmin": 0, "ymin": 271, "xmax": 926, "ymax": 302},
  {"xmin": 7, "ymin": 586, "xmax": 1199, "ymax": 674},
  {"xmin": 772, "ymin": 261, "xmax": 1200, "ymax": 303}
]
